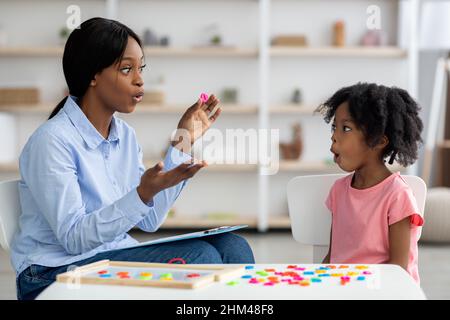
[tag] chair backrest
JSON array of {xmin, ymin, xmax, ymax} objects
[
  {"xmin": 287, "ymin": 174, "xmax": 427, "ymax": 262},
  {"xmin": 0, "ymin": 179, "xmax": 21, "ymax": 252}
]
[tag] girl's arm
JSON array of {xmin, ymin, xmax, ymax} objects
[
  {"xmin": 322, "ymin": 227, "xmax": 332, "ymax": 264},
  {"xmin": 388, "ymin": 217, "xmax": 411, "ymax": 271}
]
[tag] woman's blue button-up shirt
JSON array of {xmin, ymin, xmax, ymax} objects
[{"xmin": 10, "ymin": 96, "xmax": 191, "ymax": 275}]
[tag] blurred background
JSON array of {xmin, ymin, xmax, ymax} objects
[{"xmin": 0, "ymin": 0, "xmax": 449, "ymax": 299}]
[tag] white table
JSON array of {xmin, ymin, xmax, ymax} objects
[{"xmin": 37, "ymin": 264, "xmax": 426, "ymax": 300}]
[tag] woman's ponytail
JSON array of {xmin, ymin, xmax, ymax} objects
[{"xmin": 48, "ymin": 96, "xmax": 68, "ymax": 120}]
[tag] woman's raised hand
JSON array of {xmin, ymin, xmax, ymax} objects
[
  {"xmin": 172, "ymin": 94, "xmax": 222, "ymax": 153},
  {"xmin": 136, "ymin": 94, "xmax": 220, "ymax": 203}
]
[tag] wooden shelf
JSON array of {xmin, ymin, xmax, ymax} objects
[
  {"xmin": 0, "ymin": 104, "xmax": 258, "ymax": 115},
  {"xmin": 159, "ymin": 216, "xmax": 291, "ymax": 229},
  {"xmin": 268, "ymin": 216, "xmax": 292, "ymax": 228},
  {"xmin": 144, "ymin": 160, "xmax": 258, "ymax": 172},
  {"xmin": 270, "ymin": 105, "xmax": 318, "ymax": 115},
  {"xmin": 0, "ymin": 160, "xmax": 350, "ymax": 174},
  {"xmin": 0, "ymin": 104, "xmax": 54, "ymax": 114},
  {"xmin": 0, "ymin": 159, "xmax": 404, "ymax": 175},
  {"xmin": 144, "ymin": 46, "xmax": 258, "ymax": 58},
  {"xmin": 270, "ymin": 46, "xmax": 407, "ymax": 58},
  {"xmin": 278, "ymin": 160, "xmax": 340, "ymax": 172},
  {"xmin": 438, "ymin": 140, "xmax": 450, "ymax": 149},
  {"xmin": 278, "ymin": 160, "xmax": 405, "ymax": 173},
  {"xmin": 0, "ymin": 46, "xmax": 63, "ymax": 57},
  {"xmin": 0, "ymin": 104, "xmax": 323, "ymax": 115},
  {"xmin": 0, "ymin": 46, "xmax": 407, "ymax": 59},
  {"xmin": 0, "ymin": 162, "xmax": 19, "ymax": 173},
  {"xmin": 144, "ymin": 160, "xmax": 346, "ymax": 173},
  {"xmin": 0, "ymin": 46, "xmax": 258, "ymax": 58},
  {"xmin": 130, "ymin": 104, "xmax": 258, "ymax": 114}
]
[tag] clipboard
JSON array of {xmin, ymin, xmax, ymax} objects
[{"xmin": 117, "ymin": 225, "xmax": 248, "ymax": 251}]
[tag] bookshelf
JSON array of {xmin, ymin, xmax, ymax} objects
[{"xmin": 0, "ymin": 0, "xmax": 418, "ymax": 231}]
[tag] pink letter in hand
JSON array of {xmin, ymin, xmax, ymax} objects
[{"xmin": 200, "ymin": 93, "xmax": 209, "ymax": 103}]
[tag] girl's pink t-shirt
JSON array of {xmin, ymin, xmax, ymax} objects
[{"xmin": 325, "ymin": 172, "xmax": 424, "ymax": 284}]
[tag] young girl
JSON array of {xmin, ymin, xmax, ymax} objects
[
  {"xmin": 11, "ymin": 17, "xmax": 254, "ymax": 300},
  {"xmin": 318, "ymin": 83, "xmax": 424, "ymax": 284}
]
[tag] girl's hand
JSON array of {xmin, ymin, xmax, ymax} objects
[
  {"xmin": 137, "ymin": 160, "xmax": 207, "ymax": 204},
  {"xmin": 172, "ymin": 94, "xmax": 221, "ymax": 153}
]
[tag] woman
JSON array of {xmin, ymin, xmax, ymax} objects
[{"xmin": 11, "ymin": 17, "xmax": 254, "ymax": 300}]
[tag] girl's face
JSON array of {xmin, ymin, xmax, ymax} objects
[
  {"xmin": 330, "ymin": 102, "xmax": 375, "ymax": 172},
  {"xmin": 93, "ymin": 36, "xmax": 145, "ymax": 113}
]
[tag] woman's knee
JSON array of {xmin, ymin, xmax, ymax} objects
[
  {"xmin": 146, "ymin": 239, "xmax": 223, "ymax": 264},
  {"xmin": 226, "ymin": 233, "xmax": 255, "ymax": 263},
  {"xmin": 184, "ymin": 240, "xmax": 223, "ymax": 264},
  {"xmin": 205, "ymin": 233, "xmax": 255, "ymax": 264},
  {"xmin": 17, "ymin": 266, "xmax": 55, "ymax": 300},
  {"xmin": 110, "ymin": 240, "xmax": 223, "ymax": 264}
]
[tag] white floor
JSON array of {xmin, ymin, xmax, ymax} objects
[{"xmin": 1, "ymin": 230, "xmax": 449, "ymax": 300}]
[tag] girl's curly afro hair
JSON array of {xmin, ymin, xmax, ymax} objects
[{"xmin": 316, "ymin": 83, "xmax": 423, "ymax": 167}]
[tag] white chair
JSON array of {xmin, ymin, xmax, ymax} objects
[
  {"xmin": 287, "ymin": 174, "xmax": 427, "ymax": 263},
  {"xmin": 0, "ymin": 179, "xmax": 21, "ymax": 252}
]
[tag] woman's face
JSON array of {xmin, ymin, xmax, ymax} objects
[{"xmin": 93, "ymin": 36, "xmax": 145, "ymax": 113}]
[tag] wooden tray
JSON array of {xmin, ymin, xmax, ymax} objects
[{"xmin": 56, "ymin": 260, "xmax": 245, "ymax": 289}]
